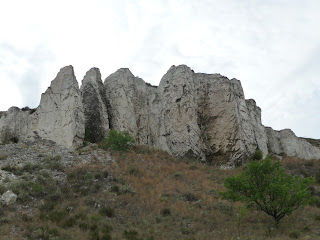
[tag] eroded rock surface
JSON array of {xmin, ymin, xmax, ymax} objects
[
  {"xmin": 1, "ymin": 190, "xmax": 17, "ymax": 205},
  {"xmin": 1, "ymin": 64, "xmax": 319, "ymax": 164},
  {"xmin": 31, "ymin": 66, "xmax": 85, "ymax": 148},
  {"xmin": 266, "ymin": 127, "xmax": 320, "ymax": 160},
  {"xmin": 104, "ymin": 68, "xmax": 157, "ymax": 145},
  {"xmin": 81, "ymin": 68, "xmax": 109, "ymax": 142},
  {"xmin": 0, "ymin": 66, "xmax": 85, "ymax": 149},
  {"xmin": 103, "ymin": 65, "xmax": 274, "ymax": 166},
  {"xmin": 0, "ymin": 107, "xmax": 32, "ymax": 143}
]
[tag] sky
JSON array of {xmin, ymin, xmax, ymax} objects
[{"xmin": 0, "ymin": 0, "xmax": 319, "ymax": 139}]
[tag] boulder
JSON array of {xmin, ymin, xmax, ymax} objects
[{"xmin": 1, "ymin": 190, "xmax": 17, "ymax": 205}]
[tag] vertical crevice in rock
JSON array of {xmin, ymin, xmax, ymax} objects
[{"xmin": 80, "ymin": 68, "xmax": 109, "ymax": 143}]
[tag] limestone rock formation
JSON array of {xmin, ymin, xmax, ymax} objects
[
  {"xmin": 0, "ymin": 107, "xmax": 32, "ymax": 143},
  {"xmin": 266, "ymin": 127, "xmax": 320, "ymax": 160},
  {"xmin": 102, "ymin": 65, "xmax": 272, "ymax": 166},
  {"xmin": 104, "ymin": 68, "xmax": 157, "ymax": 145},
  {"xmin": 1, "ymin": 64, "xmax": 319, "ymax": 165},
  {"xmin": 81, "ymin": 68, "xmax": 109, "ymax": 142},
  {"xmin": 0, "ymin": 66, "xmax": 85, "ymax": 149},
  {"xmin": 102, "ymin": 65, "xmax": 320, "ymax": 166}
]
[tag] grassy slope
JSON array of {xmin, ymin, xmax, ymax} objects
[{"xmin": 0, "ymin": 146, "xmax": 320, "ymax": 240}]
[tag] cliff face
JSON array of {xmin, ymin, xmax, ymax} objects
[
  {"xmin": 0, "ymin": 66, "xmax": 84, "ymax": 148},
  {"xmin": 0, "ymin": 64, "xmax": 319, "ymax": 166}
]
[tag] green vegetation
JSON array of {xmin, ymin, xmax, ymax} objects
[
  {"xmin": 1, "ymin": 146, "xmax": 320, "ymax": 239},
  {"xmin": 221, "ymin": 155, "xmax": 315, "ymax": 226},
  {"xmin": 99, "ymin": 130, "xmax": 135, "ymax": 151},
  {"xmin": 252, "ymin": 149, "xmax": 263, "ymax": 160}
]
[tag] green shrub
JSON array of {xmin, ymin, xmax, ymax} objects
[
  {"xmin": 289, "ymin": 231, "xmax": 300, "ymax": 239},
  {"xmin": 123, "ymin": 230, "xmax": 141, "ymax": 240},
  {"xmin": 252, "ymin": 150, "xmax": 263, "ymax": 160},
  {"xmin": 99, "ymin": 130, "xmax": 135, "ymax": 151},
  {"xmin": 221, "ymin": 156, "xmax": 315, "ymax": 226},
  {"xmin": 160, "ymin": 208, "xmax": 171, "ymax": 216},
  {"xmin": 99, "ymin": 207, "xmax": 114, "ymax": 218},
  {"xmin": 128, "ymin": 166, "xmax": 140, "ymax": 176},
  {"xmin": 181, "ymin": 192, "xmax": 199, "ymax": 202},
  {"xmin": 43, "ymin": 155, "xmax": 64, "ymax": 171}
]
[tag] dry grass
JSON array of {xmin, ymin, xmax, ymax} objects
[{"xmin": 0, "ymin": 146, "xmax": 320, "ymax": 239}]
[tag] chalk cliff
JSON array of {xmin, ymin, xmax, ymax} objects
[
  {"xmin": 0, "ymin": 66, "xmax": 84, "ymax": 148},
  {"xmin": 0, "ymin": 64, "xmax": 319, "ymax": 166}
]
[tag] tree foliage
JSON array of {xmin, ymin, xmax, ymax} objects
[
  {"xmin": 99, "ymin": 130, "xmax": 135, "ymax": 151},
  {"xmin": 221, "ymin": 156, "xmax": 315, "ymax": 225}
]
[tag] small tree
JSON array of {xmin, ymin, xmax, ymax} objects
[
  {"xmin": 99, "ymin": 130, "xmax": 135, "ymax": 151},
  {"xmin": 221, "ymin": 156, "xmax": 315, "ymax": 226}
]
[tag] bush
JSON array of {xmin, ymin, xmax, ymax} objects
[
  {"xmin": 221, "ymin": 156, "xmax": 315, "ymax": 226},
  {"xmin": 99, "ymin": 130, "xmax": 135, "ymax": 151},
  {"xmin": 123, "ymin": 230, "xmax": 141, "ymax": 240},
  {"xmin": 181, "ymin": 192, "xmax": 199, "ymax": 202},
  {"xmin": 99, "ymin": 207, "xmax": 114, "ymax": 218},
  {"xmin": 252, "ymin": 150, "xmax": 263, "ymax": 160},
  {"xmin": 160, "ymin": 208, "xmax": 171, "ymax": 216}
]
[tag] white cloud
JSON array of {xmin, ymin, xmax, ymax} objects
[{"xmin": 0, "ymin": 0, "xmax": 319, "ymax": 138}]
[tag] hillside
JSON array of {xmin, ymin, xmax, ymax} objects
[{"xmin": 0, "ymin": 140, "xmax": 320, "ymax": 240}]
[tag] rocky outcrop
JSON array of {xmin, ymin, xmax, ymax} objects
[
  {"xmin": 103, "ymin": 65, "xmax": 272, "ymax": 167},
  {"xmin": 104, "ymin": 68, "xmax": 157, "ymax": 145},
  {"xmin": 0, "ymin": 107, "xmax": 32, "ymax": 143},
  {"xmin": 266, "ymin": 127, "xmax": 320, "ymax": 160},
  {"xmin": 102, "ymin": 65, "xmax": 320, "ymax": 165},
  {"xmin": 1, "ymin": 64, "xmax": 319, "ymax": 164},
  {"xmin": 81, "ymin": 68, "xmax": 109, "ymax": 142},
  {"xmin": 0, "ymin": 66, "xmax": 85, "ymax": 149},
  {"xmin": 1, "ymin": 190, "xmax": 17, "ymax": 205}
]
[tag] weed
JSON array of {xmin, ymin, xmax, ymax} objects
[
  {"xmin": 173, "ymin": 172, "xmax": 183, "ymax": 179},
  {"xmin": 61, "ymin": 216, "xmax": 77, "ymax": 228},
  {"xmin": 289, "ymin": 231, "xmax": 300, "ymax": 239},
  {"xmin": 123, "ymin": 230, "xmax": 141, "ymax": 240},
  {"xmin": 189, "ymin": 164, "xmax": 198, "ymax": 170},
  {"xmin": 99, "ymin": 207, "xmax": 114, "ymax": 218},
  {"xmin": 181, "ymin": 192, "xmax": 199, "ymax": 202},
  {"xmin": 1, "ymin": 164, "xmax": 22, "ymax": 175},
  {"xmin": 207, "ymin": 188, "xmax": 219, "ymax": 198},
  {"xmin": 0, "ymin": 184, "xmax": 7, "ymax": 195},
  {"xmin": 160, "ymin": 208, "xmax": 171, "ymax": 217},
  {"xmin": 213, "ymin": 202, "xmax": 234, "ymax": 216},
  {"xmin": 3, "ymin": 176, "xmax": 10, "ymax": 183},
  {"xmin": 0, "ymin": 155, "xmax": 7, "ymax": 160},
  {"xmin": 0, "ymin": 206, "xmax": 4, "ymax": 217},
  {"xmin": 128, "ymin": 166, "xmax": 140, "ymax": 176},
  {"xmin": 22, "ymin": 162, "xmax": 42, "ymax": 173},
  {"xmin": 79, "ymin": 222, "xmax": 89, "ymax": 231},
  {"xmin": 43, "ymin": 155, "xmax": 64, "ymax": 171}
]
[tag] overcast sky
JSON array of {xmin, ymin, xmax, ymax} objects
[{"xmin": 0, "ymin": 0, "xmax": 319, "ymax": 139}]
